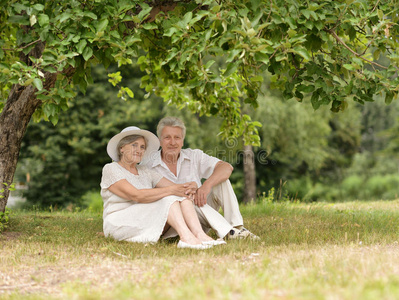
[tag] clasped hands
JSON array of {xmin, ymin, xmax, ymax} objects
[
  {"xmin": 183, "ymin": 182, "xmax": 211, "ymax": 207},
  {"xmin": 174, "ymin": 181, "xmax": 211, "ymax": 207}
]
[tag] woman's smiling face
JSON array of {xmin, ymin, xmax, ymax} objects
[{"xmin": 120, "ymin": 137, "xmax": 146, "ymax": 164}]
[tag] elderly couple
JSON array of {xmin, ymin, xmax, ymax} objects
[{"xmin": 100, "ymin": 117, "xmax": 259, "ymax": 249}]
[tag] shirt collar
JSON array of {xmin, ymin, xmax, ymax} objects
[
  {"xmin": 179, "ymin": 149, "xmax": 191, "ymax": 162},
  {"xmin": 152, "ymin": 149, "xmax": 191, "ymax": 168},
  {"xmin": 151, "ymin": 150, "xmax": 163, "ymax": 168}
]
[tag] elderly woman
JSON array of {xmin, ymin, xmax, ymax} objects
[{"xmin": 101, "ymin": 126, "xmax": 225, "ymax": 249}]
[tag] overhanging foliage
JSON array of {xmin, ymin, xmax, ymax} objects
[
  {"xmin": 1, "ymin": 0, "xmax": 399, "ymax": 210},
  {"xmin": 1, "ymin": 0, "xmax": 398, "ymax": 144}
]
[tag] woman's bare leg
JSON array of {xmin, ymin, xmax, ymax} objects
[
  {"xmin": 180, "ymin": 199, "xmax": 214, "ymax": 242},
  {"xmin": 165, "ymin": 201, "xmax": 202, "ymax": 245}
]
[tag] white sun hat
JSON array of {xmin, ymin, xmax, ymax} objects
[{"xmin": 106, "ymin": 126, "xmax": 160, "ymax": 162}]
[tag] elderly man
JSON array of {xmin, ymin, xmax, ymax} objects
[{"xmin": 144, "ymin": 116, "xmax": 259, "ymax": 240}]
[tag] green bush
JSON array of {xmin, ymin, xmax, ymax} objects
[
  {"xmin": 341, "ymin": 175, "xmax": 365, "ymax": 199},
  {"xmin": 366, "ymin": 174, "xmax": 399, "ymax": 200},
  {"xmin": 81, "ymin": 191, "xmax": 103, "ymax": 213},
  {"xmin": 285, "ymin": 177, "xmax": 312, "ymax": 201},
  {"xmin": 306, "ymin": 182, "xmax": 341, "ymax": 202}
]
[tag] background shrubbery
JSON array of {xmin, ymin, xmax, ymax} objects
[{"xmin": 13, "ymin": 65, "xmax": 399, "ymax": 209}]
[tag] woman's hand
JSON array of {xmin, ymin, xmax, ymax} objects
[
  {"xmin": 169, "ymin": 183, "xmax": 190, "ymax": 197},
  {"xmin": 183, "ymin": 181, "xmax": 198, "ymax": 196},
  {"xmin": 156, "ymin": 178, "xmax": 198, "ymax": 198}
]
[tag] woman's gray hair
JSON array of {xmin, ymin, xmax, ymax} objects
[
  {"xmin": 117, "ymin": 135, "xmax": 146, "ymax": 160},
  {"xmin": 157, "ymin": 116, "xmax": 186, "ymax": 139}
]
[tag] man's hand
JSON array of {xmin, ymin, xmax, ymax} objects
[
  {"xmin": 193, "ymin": 161, "xmax": 233, "ymax": 207},
  {"xmin": 194, "ymin": 184, "xmax": 211, "ymax": 207}
]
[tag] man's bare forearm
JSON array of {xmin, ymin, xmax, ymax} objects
[{"xmin": 202, "ymin": 161, "xmax": 233, "ymax": 190}]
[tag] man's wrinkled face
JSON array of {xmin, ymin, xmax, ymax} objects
[{"xmin": 160, "ymin": 126, "xmax": 184, "ymax": 160}]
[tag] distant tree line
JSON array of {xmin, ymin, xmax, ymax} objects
[{"xmin": 15, "ymin": 64, "xmax": 399, "ymax": 208}]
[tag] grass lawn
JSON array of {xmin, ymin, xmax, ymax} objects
[{"xmin": 1, "ymin": 200, "xmax": 399, "ymax": 299}]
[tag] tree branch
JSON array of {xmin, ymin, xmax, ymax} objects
[
  {"xmin": 326, "ymin": 29, "xmax": 388, "ymax": 70},
  {"xmin": 371, "ymin": 0, "xmax": 381, "ymax": 13},
  {"xmin": 2, "ymin": 39, "xmax": 41, "ymax": 52}
]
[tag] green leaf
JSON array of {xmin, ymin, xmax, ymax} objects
[
  {"xmin": 301, "ymin": 9, "xmax": 311, "ymax": 19},
  {"xmin": 286, "ymin": 17, "xmax": 297, "ymax": 29},
  {"xmin": 142, "ymin": 23, "xmax": 158, "ymax": 30},
  {"xmin": 311, "ymin": 90, "xmax": 320, "ymax": 109},
  {"xmin": 108, "ymin": 72, "xmax": 122, "ymax": 86},
  {"xmin": 211, "ymin": 5, "xmax": 221, "ymax": 13},
  {"xmin": 164, "ymin": 27, "xmax": 178, "ymax": 37},
  {"xmin": 49, "ymin": 115, "xmax": 59, "ymax": 125},
  {"xmin": 226, "ymin": 49, "xmax": 240, "ymax": 63},
  {"xmin": 162, "ymin": 50, "xmax": 178, "ymax": 65},
  {"xmin": 82, "ymin": 47, "xmax": 93, "ymax": 61},
  {"xmin": 224, "ymin": 62, "xmax": 238, "ymax": 77},
  {"xmin": 377, "ymin": 9, "xmax": 384, "ymax": 20},
  {"xmin": 13, "ymin": 3, "xmax": 27, "ymax": 13},
  {"xmin": 275, "ymin": 53, "xmax": 286, "ymax": 62},
  {"xmin": 124, "ymin": 87, "xmax": 134, "ymax": 98},
  {"xmin": 43, "ymin": 103, "xmax": 57, "ymax": 117},
  {"xmin": 254, "ymin": 52, "xmax": 269, "ymax": 64},
  {"xmin": 76, "ymin": 39, "xmax": 87, "ymax": 54},
  {"xmin": 250, "ymin": 75, "xmax": 263, "ymax": 82},
  {"xmin": 183, "ymin": 12, "xmax": 193, "ymax": 25},
  {"xmin": 287, "ymin": 29, "xmax": 297, "ymax": 38},
  {"xmin": 385, "ymin": 91, "xmax": 394, "ymax": 104},
  {"xmin": 204, "ymin": 29, "xmax": 212, "ymax": 41},
  {"xmin": 373, "ymin": 49, "xmax": 381, "ymax": 61},
  {"xmin": 293, "ymin": 47, "xmax": 311, "ymax": 60},
  {"xmin": 38, "ymin": 14, "xmax": 50, "ymax": 27},
  {"xmin": 32, "ymin": 4, "xmax": 45, "ymax": 11},
  {"xmin": 137, "ymin": 3, "xmax": 152, "ymax": 21},
  {"xmin": 33, "ymin": 78, "xmax": 43, "ymax": 91},
  {"xmin": 84, "ymin": 12, "xmax": 97, "ymax": 19},
  {"xmin": 110, "ymin": 31, "xmax": 121, "ymax": 39},
  {"xmin": 297, "ymin": 84, "xmax": 315, "ymax": 93},
  {"xmin": 204, "ymin": 60, "xmax": 216, "ymax": 70},
  {"xmin": 95, "ymin": 19, "xmax": 109, "ymax": 32},
  {"xmin": 59, "ymin": 12, "xmax": 72, "ymax": 23},
  {"xmin": 343, "ymin": 64, "xmax": 354, "ymax": 70}
]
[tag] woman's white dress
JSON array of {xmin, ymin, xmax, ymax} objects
[{"xmin": 100, "ymin": 162, "xmax": 184, "ymax": 243}]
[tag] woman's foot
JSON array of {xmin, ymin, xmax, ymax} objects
[
  {"xmin": 180, "ymin": 234, "xmax": 203, "ymax": 245},
  {"xmin": 177, "ymin": 240, "xmax": 212, "ymax": 250},
  {"xmin": 202, "ymin": 239, "xmax": 227, "ymax": 246},
  {"xmin": 195, "ymin": 232, "xmax": 215, "ymax": 243},
  {"xmin": 194, "ymin": 232, "xmax": 226, "ymax": 246}
]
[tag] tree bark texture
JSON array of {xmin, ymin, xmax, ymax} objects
[
  {"xmin": 0, "ymin": 37, "xmax": 74, "ymax": 212},
  {"xmin": 243, "ymin": 144, "xmax": 256, "ymax": 204},
  {"xmin": 0, "ymin": 84, "xmax": 41, "ymax": 212}
]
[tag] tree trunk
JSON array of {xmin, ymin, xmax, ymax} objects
[
  {"xmin": 243, "ymin": 144, "xmax": 256, "ymax": 204},
  {"xmin": 0, "ymin": 84, "xmax": 41, "ymax": 212}
]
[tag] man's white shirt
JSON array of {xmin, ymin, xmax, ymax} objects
[
  {"xmin": 143, "ymin": 148, "xmax": 243, "ymax": 237},
  {"xmin": 144, "ymin": 148, "xmax": 220, "ymax": 186}
]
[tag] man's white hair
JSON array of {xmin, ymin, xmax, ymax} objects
[{"xmin": 157, "ymin": 116, "xmax": 186, "ymax": 139}]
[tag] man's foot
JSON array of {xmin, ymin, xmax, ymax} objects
[{"xmin": 227, "ymin": 227, "xmax": 260, "ymax": 240}]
